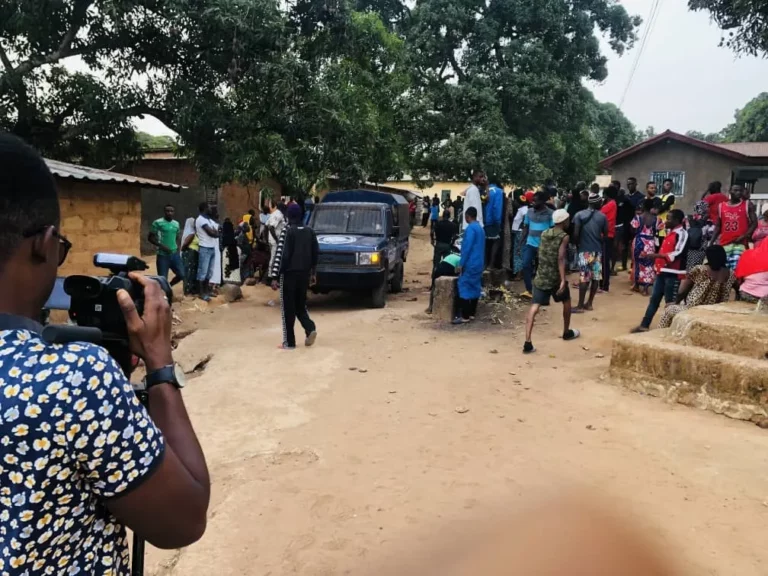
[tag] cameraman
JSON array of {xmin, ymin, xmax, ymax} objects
[{"xmin": 0, "ymin": 134, "xmax": 209, "ymax": 573}]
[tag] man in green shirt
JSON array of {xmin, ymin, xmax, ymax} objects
[
  {"xmin": 523, "ymin": 209, "xmax": 580, "ymax": 353},
  {"xmin": 149, "ymin": 203, "xmax": 185, "ymax": 286}
]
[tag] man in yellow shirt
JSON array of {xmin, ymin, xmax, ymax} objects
[{"xmin": 241, "ymin": 209, "xmax": 257, "ymax": 244}]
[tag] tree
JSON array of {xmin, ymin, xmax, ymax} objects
[
  {"xmin": 588, "ymin": 94, "xmax": 641, "ymax": 157},
  {"xmin": 689, "ymin": 0, "xmax": 768, "ymax": 55},
  {"xmin": 136, "ymin": 132, "xmax": 175, "ymax": 150},
  {"xmin": 401, "ymin": 0, "xmax": 641, "ymax": 186},
  {"xmin": 685, "ymin": 130, "xmax": 724, "ymax": 143},
  {"xmin": 0, "ymin": 0, "xmax": 285, "ymax": 167},
  {"xmin": 721, "ymin": 92, "xmax": 768, "ymax": 142}
]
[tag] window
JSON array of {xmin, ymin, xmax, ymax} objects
[
  {"xmin": 649, "ymin": 171, "xmax": 685, "ymax": 197},
  {"xmin": 312, "ymin": 206, "xmax": 385, "ymax": 235}
]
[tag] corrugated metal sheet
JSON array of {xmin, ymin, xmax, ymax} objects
[
  {"xmin": 713, "ymin": 142, "xmax": 768, "ymax": 158},
  {"xmin": 45, "ymin": 158, "xmax": 183, "ymax": 192}
]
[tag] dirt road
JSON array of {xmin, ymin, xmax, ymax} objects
[{"xmin": 148, "ymin": 226, "xmax": 768, "ymax": 575}]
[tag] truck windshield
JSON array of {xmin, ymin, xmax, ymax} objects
[{"xmin": 312, "ymin": 206, "xmax": 385, "ymax": 235}]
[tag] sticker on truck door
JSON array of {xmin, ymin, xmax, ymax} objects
[{"xmin": 318, "ymin": 235, "xmax": 358, "ymax": 245}]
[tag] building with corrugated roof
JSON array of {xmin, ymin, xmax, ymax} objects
[
  {"xmin": 48, "ymin": 157, "xmax": 183, "ymax": 276},
  {"xmin": 599, "ymin": 130, "xmax": 768, "ymax": 214}
]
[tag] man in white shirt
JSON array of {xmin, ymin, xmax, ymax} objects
[
  {"xmin": 462, "ymin": 170, "xmax": 485, "ymax": 231},
  {"xmin": 195, "ymin": 202, "xmax": 219, "ymax": 301}
]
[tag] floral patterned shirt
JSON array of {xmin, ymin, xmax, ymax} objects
[{"xmin": 0, "ymin": 329, "xmax": 165, "ymax": 575}]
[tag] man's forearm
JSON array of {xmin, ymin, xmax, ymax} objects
[{"xmin": 149, "ymin": 384, "xmax": 210, "ymax": 494}]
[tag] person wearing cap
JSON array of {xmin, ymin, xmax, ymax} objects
[
  {"xmin": 270, "ymin": 203, "xmax": 319, "ymax": 349},
  {"xmin": 572, "ymin": 192, "xmax": 608, "ymax": 312},
  {"xmin": 523, "ymin": 209, "xmax": 581, "ymax": 353}
]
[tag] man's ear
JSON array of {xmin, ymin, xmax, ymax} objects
[{"xmin": 31, "ymin": 227, "xmax": 54, "ymax": 263}]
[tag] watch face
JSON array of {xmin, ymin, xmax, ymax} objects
[{"xmin": 174, "ymin": 363, "xmax": 186, "ymax": 389}]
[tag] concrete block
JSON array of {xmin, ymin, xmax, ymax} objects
[
  {"xmin": 610, "ymin": 330, "xmax": 768, "ymax": 422},
  {"xmin": 61, "ymin": 216, "xmax": 84, "ymax": 232},
  {"xmin": 668, "ymin": 303, "xmax": 768, "ymax": 360},
  {"xmin": 433, "ymin": 276, "xmax": 457, "ymax": 321},
  {"xmin": 98, "ymin": 217, "xmax": 119, "ymax": 232}
]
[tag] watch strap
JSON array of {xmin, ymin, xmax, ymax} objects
[{"xmin": 145, "ymin": 364, "xmax": 178, "ymax": 389}]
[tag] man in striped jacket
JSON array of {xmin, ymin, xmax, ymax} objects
[{"xmin": 270, "ymin": 203, "xmax": 319, "ymax": 349}]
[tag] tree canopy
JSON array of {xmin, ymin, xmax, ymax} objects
[
  {"xmin": 1, "ymin": 0, "xmax": 642, "ymax": 189},
  {"xmin": 689, "ymin": 0, "xmax": 768, "ymax": 55}
]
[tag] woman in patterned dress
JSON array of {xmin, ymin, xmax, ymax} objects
[
  {"xmin": 630, "ymin": 199, "xmax": 658, "ymax": 295},
  {"xmin": 659, "ymin": 245, "xmax": 735, "ymax": 328},
  {"xmin": 685, "ymin": 200, "xmax": 714, "ymax": 271}
]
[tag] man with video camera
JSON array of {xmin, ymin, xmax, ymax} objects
[{"xmin": 0, "ymin": 133, "xmax": 209, "ymax": 573}]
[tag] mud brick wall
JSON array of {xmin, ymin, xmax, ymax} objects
[{"xmin": 57, "ymin": 179, "xmax": 142, "ymax": 276}]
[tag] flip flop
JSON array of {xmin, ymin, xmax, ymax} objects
[{"xmin": 630, "ymin": 326, "xmax": 649, "ymax": 334}]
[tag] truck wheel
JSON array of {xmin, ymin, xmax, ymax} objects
[
  {"xmin": 390, "ymin": 262, "xmax": 404, "ymax": 293},
  {"xmin": 371, "ymin": 276, "xmax": 388, "ymax": 308}
]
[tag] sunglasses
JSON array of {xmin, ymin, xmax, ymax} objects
[{"xmin": 23, "ymin": 226, "xmax": 72, "ymax": 266}]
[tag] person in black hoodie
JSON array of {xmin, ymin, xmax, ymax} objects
[{"xmin": 270, "ymin": 204, "xmax": 319, "ymax": 349}]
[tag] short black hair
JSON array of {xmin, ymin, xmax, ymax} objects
[
  {"xmin": 669, "ymin": 208, "xmax": 685, "ymax": 224},
  {"xmin": 248, "ymin": 209, "xmax": 256, "ymax": 216},
  {"xmin": 0, "ymin": 133, "xmax": 60, "ymax": 267},
  {"xmin": 646, "ymin": 181, "xmax": 656, "ymax": 188},
  {"xmin": 164, "ymin": 203, "xmax": 174, "ymax": 209},
  {"xmin": 534, "ymin": 190, "xmax": 548, "ymax": 203},
  {"xmin": 605, "ymin": 185, "xmax": 618, "ymax": 200},
  {"xmin": 611, "ymin": 180, "xmax": 621, "ymax": 189},
  {"xmin": 627, "ymin": 176, "xmax": 637, "ymax": 182},
  {"xmin": 198, "ymin": 202, "xmax": 208, "ymax": 213},
  {"xmin": 663, "ymin": 178, "xmax": 674, "ymax": 185},
  {"xmin": 465, "ymin": 206, "xmax": 478, "ymax": 219},
  {"xmin": 442, "ymin": 209, "xmax": 451, "ymax": 219},
  {"xmin": 707, "ymin": 181, "xmax": 722, "ymax": 193},
  {"xmin": 471, "ymin": 169, "xmax": 484, "ymax": 178}
]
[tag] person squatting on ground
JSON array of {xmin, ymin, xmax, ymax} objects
[
  {"xmin": 520, "ymin": 191, "xmax": 554, "ymax": 299},
  {"xmin": 431, "ymin": 209, "xmax": 459, "ymax": 271},
  {"xmin": 453, "ymin": 207, "xmax": 485, "ymax": 324},
  {"xmin": 195, "ymin": 201, "xmax": 220, "ymax": 302},
  {"xmin": 425, "ymin": 250, "xmax": 461, "ymax": 315},
  {"xmin": 632, "ymin": 209, "xmax": 689, "ymax": 332},
  {"xmin": 523, "ymin": 209, "xmax": 581, "ymax": 354},
  {"xmin": 271, "ymin": 204, "xmax": 319, "ymax": 350},
  {"xmin": 149, "ymin": 203, "xmax": 185, "ymax": 287},
  {"xmin": 572, "ymin": 191, "xmax": 608, "ymax": 313},
  {"xmin": 0, "ymin": 133, "xmax": 210, "ymax": 573}
]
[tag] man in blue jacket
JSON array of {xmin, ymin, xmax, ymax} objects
[
  {"xmin": 453, "ymin": 207, "xmax": 486, "ymax": 324},
  {"xmin": 484, "ymin": 180, "xmax": 504, "ymax": 269}
]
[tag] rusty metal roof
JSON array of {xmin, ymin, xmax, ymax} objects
[
  {"xmin": 713, "ymin": 142, "xmax": 768, "ymax": 157},
  {"xmin": 45, "ymin": 158, "xmax": 183, "ymax": 192}
]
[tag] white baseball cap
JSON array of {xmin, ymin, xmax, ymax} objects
[{"xmin": 553, "ymin": 209, "xmax": 569, "ymax": 224}]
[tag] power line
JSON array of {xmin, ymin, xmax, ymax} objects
[{"xmin": 619, "ymin": 0, "xmax": 664, "ymax": 110}]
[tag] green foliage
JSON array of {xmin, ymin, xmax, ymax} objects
[
  {"xmin": 1, "ymin": 0, "xmax": 641, "ymax": 188},
  {"xmin": 721, "ymin": 93, "xmax": 768, "ymax": 142},
  {"xmin": 689, "ymin": 0, "xmax": 768, "ymax": 55},
  {"xmin": 685, "ymin": 130, "xmax": 725, "ymax": 143},
  {"xmin": 136, "ymin": 131, "xmax": 175, "ymax": 150}
]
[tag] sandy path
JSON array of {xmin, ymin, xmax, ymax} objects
[{"xmin": 147, "ymin": 226, "xmax": 768, "ymax": 576}]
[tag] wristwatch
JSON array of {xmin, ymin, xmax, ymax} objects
[{"xmin": 144, "ymin": 363, "xmax": 186, "ymax": 390}]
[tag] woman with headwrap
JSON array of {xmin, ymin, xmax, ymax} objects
[
  {"xmin": 658, "ymin": 245, "xmax": 735, "ymax": 328},
  {"xmin": 685, "ymin": 200, "xmax": 714, "ymax": 271},
  {"xmin": 181, "ymin": 217, "xmax": 199, "ymax": 295}
]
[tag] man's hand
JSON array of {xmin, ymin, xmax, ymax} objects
[
  {"xmin": 117, "ymin": 273, "xmax": 173, "ymax": 372},
  {"xmin": 271, "ymin": 280, "xmax": 279, "ymax": 291},
  {"xmin": 557, "ymin": 280, "xmax": 567, "ymax": 296},
  {"xmin": 310, "ymin": 274, "xmax": 317, "ymax": 287},
  {"xmin": 456, "ymin": 266, "xmax": 463, "ymax": 275}
]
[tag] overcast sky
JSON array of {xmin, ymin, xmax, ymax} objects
[{"xmin": 135, "ymin": 0, "xmax": 768, "ymax": 137}]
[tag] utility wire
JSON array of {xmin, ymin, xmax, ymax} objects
[{"xmin": 619, "ymin": 0, "xmax": 664, "ymax": 110}]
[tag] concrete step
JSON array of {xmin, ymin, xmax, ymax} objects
[
  {"xmin": 668, "ymin": 303, "xmax": 768, "ymax": 361},
  {"xmin": 610, "ymin": 329, "xmax": 768, "ymax": 422}
]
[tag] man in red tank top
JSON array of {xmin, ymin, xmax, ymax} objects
[{"xmin": 713, "ymin": 184, "xmax": 757, "ymax": 271}]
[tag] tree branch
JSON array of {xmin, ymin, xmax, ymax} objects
[
  {"xmin": 0, "ymin": 42, "xmax": 13, "ymax": 72},
  {"xmin": 58, "ymin": 0, "xmax": 94, "ymax": 56},
  {"xmin": 447, "ymin": 52, "xmax": 466, "ymax": 82}
]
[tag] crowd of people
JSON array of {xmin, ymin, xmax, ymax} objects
[{"xmin": 424, "ymin": 170, "xmax": 768, "ymax": 350}]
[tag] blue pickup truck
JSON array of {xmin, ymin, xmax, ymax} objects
[{"xmin": 309, "ymin": 190, "xmax": 410, "ymax": 308}]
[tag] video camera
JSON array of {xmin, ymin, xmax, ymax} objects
[{"xmin": 44, "ymin": 253, "xmax": 172, "ymax": 377}]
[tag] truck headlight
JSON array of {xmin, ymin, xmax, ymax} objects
[{"xmin": 358, "ymin": 252, "xmax": 381, "ymax": 265}]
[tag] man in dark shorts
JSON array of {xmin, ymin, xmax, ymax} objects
[{"xmin": 523, "ymin": 209, "xmax": 581, "ymax": 354}]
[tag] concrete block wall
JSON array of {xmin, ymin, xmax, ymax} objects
[{"xmin": 57, "ymin": 180, "xmax": 142, "ymax": 276}]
